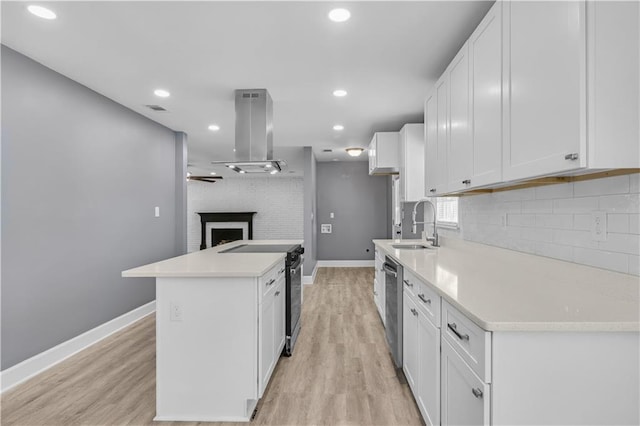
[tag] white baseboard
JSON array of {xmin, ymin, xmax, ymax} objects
[
  {"xmin": 316, "ymin": 260, "xmax": 375, "ymax": 267},
  {"xmin": 1, "ymin": 301, "xmax": 156, "ymax": 394},
  {"xmin": 302, "ymin": 265, "xmax": 318, "ymax": 285}
]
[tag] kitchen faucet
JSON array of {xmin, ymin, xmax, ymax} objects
[{"xmin": 411, "ymin": 198, "xmax": 439, "ymax": 247}]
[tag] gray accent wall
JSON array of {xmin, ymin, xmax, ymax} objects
[
  {"xmin": 1, "ymin": 46, "xmax": 182, "ymax": 369},
  {"xmin": 303, "ymin": 147, "xmax": 317, "ymax": 276},
  {"xmin": 175, "ymin": 132, "xmax": 188, "ymax": 255},
  {"xmin": 317, "ymin": 161, "xmax": 389, "ymax": 260}
]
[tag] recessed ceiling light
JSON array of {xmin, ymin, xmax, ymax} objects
[
  {"xmin": 332, "ymin": 159, "xmax": 339, "ymax": 162},
  {"xmin": 233, "ymin": 148, "xmax": 236, "ymax": 152},
  {"xmin": 346, "ymin": 147, "xmax": 365, "ymax": 157},
  {"xmin": 154, "ymin": 89, "xmax": 170, "ymax": 98},
  {"xmin": 333, "ymin": 124, "xmax": 344, "ymax": 131},
  {"xmin": 328, "ymin": 8, "xmax": 350, "ymax": 23},
  {"xmin": 210, "ymin": 172, "xmax": 217, "ymax": 175},
  {"xmin": 27, "ymin": 5, "xmax": 56, "ymax": 20},
  {"xmin": 208, "ymin": 124, "xmax": 220, "ymax": 131},
  {"xmin": 333, "ymin": 89, "xmax": 347, "ymax": 97}
]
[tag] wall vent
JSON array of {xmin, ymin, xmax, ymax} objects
[
  {"xmin": 323, "ymin": 149, "xmax": 333, "ymax": 153},
  {"xmin": 145, "ymin": 104, "xmax": 167, "ymax": 112}
]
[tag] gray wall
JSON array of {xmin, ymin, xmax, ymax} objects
[
  {"xmin": 1, "ymin": 46, "xmax": 183, "ymax": 369},
  {"xmin": 303, "ymin": 147, "xmax": 318, "ymax": 276},
  {"xmin": 317, "ymin": 161, "xmax": 389, "ymax": 260}
]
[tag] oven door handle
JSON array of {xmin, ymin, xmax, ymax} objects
[{"xmin": 290, "ymin": 257, "xmax": 303, "ymax": 274}]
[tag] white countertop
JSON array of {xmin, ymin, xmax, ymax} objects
[
  {"xmin": 374, "ymin": 238, "xmax": 640, "ymax": 332},
  {"xmin": 122, "ymin": 240, "xmax": 303, "ymax": 278}
]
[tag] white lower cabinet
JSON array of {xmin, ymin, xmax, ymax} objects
[
  {"xmin": 374, "ymin": 249, "xmax": 385, "ymax": 325},
  {"xmin": 441, "ymin": 338, "xmax": 491, "ymax": 426},
  {"xmin": 402, "ymin": 275, "xmax": 442, "ymax": 426},
  {"xmin": 417, "ymin": 308, "xmax": 440, "ymax": 426},
  {"xmin": 259, "ymin": 275, "xmax": 285, "ymax": 397}
]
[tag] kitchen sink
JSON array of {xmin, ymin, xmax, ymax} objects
[{"xmin": 391, "ymin": 244, "xmax": 436, "ymax": 250}]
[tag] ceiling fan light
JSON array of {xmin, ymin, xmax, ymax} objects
[{"xmin": 346, "ymin": 147, "xmax": 364, "ymax": 157}]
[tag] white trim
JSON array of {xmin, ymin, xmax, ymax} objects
[
  {"xmin": 302, "ymin": 265, "xmax": 318, "ymax": 285},
  {"xmin": 1, "ymin": 301, "xmax": 156, "ymax": 394},
  {"xmin": 316, "ymin": 260, "xmax": 375, "ymax": 267}
]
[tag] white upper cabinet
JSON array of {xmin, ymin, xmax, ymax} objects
[
  {"xmin": 469, "ymin": 2, "xmax": 503, "ymax": 188},
  {"xmin": 502, "ymin": 1, "xmax": 587, "ymax": 181},
  {"xmin": 424, "ymin": 75, "xmax": 450, "ymax": 196},
  {"xmin": 399, "ymin": 123, "xmax": 425, "ymax": 202},
  {"xmin": 586, "ymin": 0, "xmax": 639, "ymax": 169},
  {"xmin": 369, "ymin": 132, "xmax": 400, "ymax": 175},
  {"xmin": 446, "ymin": 42, "xmax": 472, "ymax": 193}
]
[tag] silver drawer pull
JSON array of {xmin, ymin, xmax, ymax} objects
[
  {"xmin": 429, "ymin": 188, "xmax": 436, "ymax": 193},
  {"xmin": 266, "ymin": 278, "xmax": 275, "ymax": 286},
  {"xmin": 279, "ymin": 268, "xmax": 285, "ymax": 274},
  {"xmin": 447, "ymin": 322, "xmax": 470, "ymax": 341},
  {"xmin": 403, "ymin": 279, "xmax": 413, "ymax": 287},
  {"xmin": 410, "ymin": 308, "xmax": 418, "ymax": 316},
  {"xmin": 275, "ymin": 291, "xmax": 280, "ymax": 297},
  {"xmin": 564, "ymin": 153, "xmax": 579, "ymax": 160},
  {"xmin": 462, "ymin": 179, "xmax": 471, "ymax": 185},
  {"xmin": 472, "ymin": 388, "xmax": 483, "ymax": 399},
  {"xmin": 418, "ymin": 294, "xmax": 431, "ymax": 305}
]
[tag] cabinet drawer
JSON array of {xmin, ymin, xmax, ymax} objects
[
  {"xmin": 415, "ymin": 279, "xmax": 441, "ymax": 328},
  {"xmin": 442, "ymin": 301, "xmax": 491, "ymax": 382},
  {"xmin": 402, "ymin": 268, "xmax": 420, "ymax": 299},
  {"xmin": 260, "ymin": 261, "xmax": 285, "ymax": 298}
]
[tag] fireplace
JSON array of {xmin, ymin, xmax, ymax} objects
[
  {"xmin": 197, "ymin": 212, "xmax": 257, "ymax": 250},
  {"xmin": 211, "ymin": 228, "xmax": 243, "ymax": 247}
]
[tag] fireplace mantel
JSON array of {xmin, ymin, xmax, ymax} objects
[{"xmin": 197, "ymin": 212, "xmax": 257, "ymax": 250}]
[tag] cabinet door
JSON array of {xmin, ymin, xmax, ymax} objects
[
  {"xmin": 417, "ymin": 312, "xmax": 440, "ymax": 426},
  {"xmin": 441, "ymin": 339, "xmax": 491, "ymax": 426},
  {"xmin": 447, "ymin": 43, "xmax": 472, "ymax": 193},
  {"xmin": 368, "ymin": 135, "xmax": 377, "ymax": 174},
  {"xmin": 469, "ymin": 2, "xmax": 503, "ymax": 187},
  {"xmin": 274, "ymin": 280, "xmax": 286, "ymax": 355},
  {"xmin": 402, "ymin": 292, "xmax": 418, "ymax": 392},
  {"xmin": 435, "ymin": 75, "xmax": 449, "ymax": 194},
  {"xmin": 259, "ymin": 292, "xmax": 275, "ymax": 396},
  {"xmin": 399, "ymin": 127, "xmax": 407, "ymax": 202},
  {"xmin": 503, "ymin": 1, "xmax": 586, "ymax": 181},
  {"xmin": 424, "ymin": 89, "xmax": 438, "ymax": 196},
  {"xmin": 400, "ymin": 124, "xmax": 426, "ymax": 202}
]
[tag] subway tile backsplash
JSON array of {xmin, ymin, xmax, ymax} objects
[{"xmin": 445, "ymin": 174, "xmax": 640, "ymax": 276}]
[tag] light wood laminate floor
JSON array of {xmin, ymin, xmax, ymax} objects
[{"xmin": 2, "ymin": 267, "xmax": 422, "ymax": 425}]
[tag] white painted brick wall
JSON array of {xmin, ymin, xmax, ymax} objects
[
  {"xmin": 447, "ymin": 174, "xmax": 640, "ymax": 275},
  {"xmin": 187, "ymin": 177, "xmax": 304, "ymax": 253}
]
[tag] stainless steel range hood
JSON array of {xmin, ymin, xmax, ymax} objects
[{"xmin": 212, "ymin": 89, "xmax": 286, "ymax": 174}]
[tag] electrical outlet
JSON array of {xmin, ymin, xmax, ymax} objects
[
  {"xmin": 170, "ymin": 302, "xmax": 183, "ymax": 322},
  {"xmin": 591, "ymin": 211, "xmax": 607, "ymax": 241},
  {"xmin": 321, "ymin": 224, "xmax": 332, "ymax": 234}
]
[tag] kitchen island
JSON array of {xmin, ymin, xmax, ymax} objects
[
  {"xmin": 122, "ymin": 240, "xmax": 302, "ymax": 422},
  {"xmin": 374, "ymin": 237, "xmax": 639, "ymax": 425}
]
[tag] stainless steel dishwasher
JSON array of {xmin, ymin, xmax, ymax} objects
[{"xmin": 383, "ymin": 256, "xmax": 403, "ymax": 369}]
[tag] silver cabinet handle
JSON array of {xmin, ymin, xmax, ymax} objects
[
  {"xmin": 275, "ymin": 291, "xmax": 280, "ymax": 296},
  {"xmin": 410, "ymin": 308, "xmax": 418, "ymax": 316},
  {"xmin": 462, "ymin": 179, "xmax": 471, "ymax": 185},
  {"xmin": 429, "ymin": 188, "xmax": 437, "ymax": 193},
  {"xmin": 266, "ymin": 278, "xmax": 275, "ymax": 286},
  {"xmin": 472, "ymin": 388, "xmax": 483, "ymax": 399},
  {"xmin": 447, "ymin": 322, "xmax": 470, "ymax": 341},
  {"xmin": 403, "ymin": 279, "xmax": 413, "ymax": 288},
  {"xmin": 418, "ymin": 294, "xmax": 431, "ymax": 305},
  {"xmin": 565, "ymin": 153, "xmax": 579, "ymax": 160},
  {"xmin": 279, "ymin": 268, "xmax": 285, "ymax": 274}
]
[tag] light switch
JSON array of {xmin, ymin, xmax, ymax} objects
[
  {"xmin": 155, "ymin": 206, "xmax": 160, "ymax": 217},
  {"xmin": 330, "ymin": 212, "xmax": 335, "ymax": 219}
]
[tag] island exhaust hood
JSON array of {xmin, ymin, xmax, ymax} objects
[{"xmin": 212, "ymin": 89, "xmax": 286, "ymax": 174}]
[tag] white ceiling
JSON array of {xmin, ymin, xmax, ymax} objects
[{"xmin": 1, "ymin": 0, "xmax": 493, "ymax": 176}]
